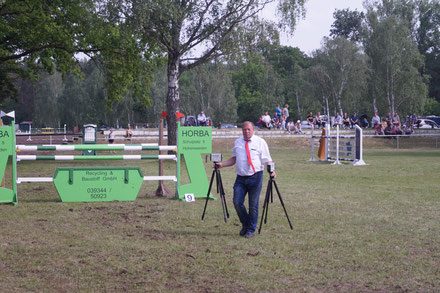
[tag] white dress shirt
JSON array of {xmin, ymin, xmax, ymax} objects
[{"xmin": 232, "ymin": 135, "xmax": 272, "ymax": 176}]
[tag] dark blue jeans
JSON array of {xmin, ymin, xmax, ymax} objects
[{"xmin": 233, "ymin": 171, "xmax": 263, "ymax": 233}]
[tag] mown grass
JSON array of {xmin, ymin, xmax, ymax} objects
[{"xmin": 1, "ymin": 137, "xmax": 439, "ymax": 292}]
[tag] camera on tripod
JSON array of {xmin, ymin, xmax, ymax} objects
[
  {"xmin": 210, "ymin": 153, "xmax": 223, "ymax": 163},
  {"xmin": 202, "ymin": 153, "xmax": 229, "ymax": 223},
  {"xmin": 267, "ymin": 162, "xmax": 275, "ymax": 173}
]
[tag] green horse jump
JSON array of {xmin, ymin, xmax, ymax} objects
[{"xmin": 0, "ymin": 121, "xmax": 212, "ymax": 205}]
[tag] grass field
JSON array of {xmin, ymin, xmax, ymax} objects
[{"xmin": 1, "ymin": 136, "xmax": 440, "ymax": 292}]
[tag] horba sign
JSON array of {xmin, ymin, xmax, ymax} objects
[{"xmin": 177, "ymin": 124, "xmax": 212, "ymax": 200}]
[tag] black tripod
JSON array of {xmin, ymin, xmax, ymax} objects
[
  {"xmin": 258, "ymin": 175, "xmax": 293, "ymax": 234},
  {"xmin": 201, "ymin": 164, "xmax": 229, "ymax": 223}
]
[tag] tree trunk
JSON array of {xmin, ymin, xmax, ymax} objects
[
  {"xmin": 295, "ymin": 89, "xmax": 301, "ymax": 120},
  {"xmin": 166, "ymin": 55, "xmax": 180, "ymax": 146},
  {"xmin": 372, "ymin": 96, "xmax": 378, "ymax": 114},
  {"xmin": 336, "ymin": 96, "xmax": 343, "ymax": 117}
]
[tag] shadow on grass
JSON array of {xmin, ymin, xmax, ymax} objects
[
  {"xmin": 368, "ymin": 150, "xmax": 440, "ymax": 157},
  {"xmin": 19, "ymin": 198, "xmax": 61, "ymax": 203}
]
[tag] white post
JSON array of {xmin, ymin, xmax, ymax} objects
[
  {"xmin": 63, "ymin": 124, "xmax": 68, "ymax": 141},
  {"xmin": 353, "ymin": 125, "xmax": 366, "ymax": 166},
  {"xmin": 324, "ymin": 123, "xmax": 330, "ymax": 161},
  {"xmin": 27, "ymin": 124, "xmax": 32, "ymax": 141},
  {"xmin": 332, "ymin": 124, "xmax": 342, "ymax": 165},
  {"xmin": 308, "ymin": 126, "xmax": 317, "ymax": 161}
]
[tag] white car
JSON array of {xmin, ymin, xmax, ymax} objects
[{"xmin": 414, "ymin": 119, "xmax": 440, "ymax": 129}]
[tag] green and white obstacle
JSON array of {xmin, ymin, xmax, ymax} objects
[
  {"xmin": 309, "ymin": 124, "xmax": 366, "ymax": 165},
  {"xmin": 16, "ymin": 144, "xmax": 176, "ymax": 152},
  {"xmin": 1, "ymin": 120, "xmax": 214, "ymax": 205},
  {"xmin": 15, "ymin": 142, "xmax": 178, "ymax": 203}
]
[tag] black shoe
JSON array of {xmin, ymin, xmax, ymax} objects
[
  {"xmin": 244, "ymin": 232, "xmax": 254, "ymax": 239},
  {"xmin": 239, "ymin": 227, "xmax": 247, "ymax": 236}
]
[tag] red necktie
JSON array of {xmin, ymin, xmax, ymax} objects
[{"xmin": 245, "ymin": 140, "xmax": 256, "ymax": 173}]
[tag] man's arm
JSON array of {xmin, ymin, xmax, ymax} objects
[{"xmin": 216, "ymin": 157, "xmax": 236, "ymax": 168}]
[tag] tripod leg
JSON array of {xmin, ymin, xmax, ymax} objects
[
  {"xmin": 258, "ymin": 179, "xmax": 272, "ymax": 234},
  {"xmin": 216, "ymin": 169, "xmax": 229, "ymax": 223},
  {"xmin": 201, "ymin": 169, "xmax": 216, "ymax": 220},
  {"xmin": 264, "ymin": 178, "xmax": 273, "ymax": 224},
  {"xmin": 216, "ymin": 169, "xmax": 229, "ymax": 219},
  {"xmin": 272, "ymin": 180, "xmax": 293, "ymax": 230},
  {"xmin": 270, "ymin": 178, "xmax": 274, "ymax": 203}
]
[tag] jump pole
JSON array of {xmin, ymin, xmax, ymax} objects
[
  {"xmin": 153, "ymin": 116, "xmax": 172, "ymax": 196},
  {"xmin": 332, "ymin": 125, "xmax": 342, "ymax": 165}
]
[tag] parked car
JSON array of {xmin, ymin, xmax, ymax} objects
[
  {"xmin": 184, "ymin": 115, "xmax": 197, "ymax": 126},
  {"xmin": 219, "ymin": 123, "xmax": 237, "ymax": 129},
  {"xmin": 301, "ymin": 121, "xmax": 312, "ymax": 128},
  {"xmin": 427, "ymin": 116, "xmax": 440, "ymax": 126},
  {"xmin": 99, "ymin": 125, "xmax": 110, "ymax": 132},
  {"xmin": 414, "ymin": 119, "xmax": 440, "ymax": 129}
]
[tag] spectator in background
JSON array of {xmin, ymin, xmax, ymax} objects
[
  {"xmin": 262, "ymin": 112, "xmax": 271, "ymax": 129},
  {"xmin": 256, "ymin": 116, "xmax": 264, "ymax": 129},
  {"xmin": 384, "ymin": 122, "xmax": 393, "ymax": 136},
  {"xmin": 409, "ymin": 113, "xmax": 417, "ymax": 128},
  {"xmin": 360, "ymin": 114, "xmax": 369, "ymax": 128},
  {"xmin": 402, "ymin": 124, "xmax": 413, "ymax": 135},
  {"xmin": 385, "ymin": 112, "xmax": 392, "ymax": 125},
  {"xmin": 306, "ymin": 112, "xmax": 315, "ymax": 128},
  {"xmin": 271, "ymin": 112, "xmax": 280, "ymax": 129},
  {"xmin": 315, "ymin": 112, "xmax": 323, "ymax": 129},
  {"xmin": 371, "ymin": 113, "xmax": 381, "ymax": 128},
  {"xmin": 275, "ymin": 104, "xmax": 282, "ymax": 119},
  {"xmin": 342, "ymin": 113, "xmax": 350, "ymax": 128},
  {"xmin": 125, "ymin": 124, "xmax": 132, "ymax": 139},
  {"xmin": 286, "ymin": 120, "xmax": 295, "ymax": 133},
  {"xmin": 282, "ymin": 104, "xmax": 289, "ymax": 123},
  {"xmin": 350, "ymin": 112, "xmax": 359, "ymax": 128},
  {"xmin": 295, "ymin": 120, "xmax": 304, "ymax": 134},
  {"xmin": 333, "ymin": 112, "xmax": 342, "ymax": 127},
  {"xmin": 280, "ymin": 115, "xmax": 286, "ymax": 130},
  {"xmin": 375, "ymin": 123, "xmax": 385, "ymax": 135},
  {"xmin": 197, "ymin": 111, "xmax": 207, "ymax": 126},
  {"xmin": 108, "ymin": 128, "xmax": 115, "ymax": 144},
  {"xmin": 392, "ymin": 111, "xmax": 400, "ymax": 126}
]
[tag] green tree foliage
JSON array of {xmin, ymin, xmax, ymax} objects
[
  {"xmin": 363, "ymin": 0, "xmax": 428, "ymax": 115},
  {"xmin": 416, "ymin": 0, "xmax": 440, "ymax": 101},
  {"xmin": 119, "ymin": 0, "xmax": 305, "ymax": 145},
  {"xmin": 0, "ymin": 0, "xmax": 156, "ymax": 105},
  {"xmin": 330, "ymin": 8, "xmax": 365, "ymax": 42},
  {"xmin": 423, "ymin": 98, "xmax": 440, "ymax": 115},
  {"xmin": 309, "ymin": 37, "xmax": 368, "ymax": 116},
  {"xmin": 264, "ymin": 46, "xmax": 311, "ymax": 120},
  {"xmin": 180, "ymin": 62, "xmax": 237, "ymax": 126},
  {"xmin": 33, "ymin": 73, "xmax": 63, "ymax": 127},
  {"xmin": 288, "ymin": 63, "xmax": 313, "ymax": 120},
  {"xmin": 232, "ymin": 55, "xmax": 283, "ymax": 122}
]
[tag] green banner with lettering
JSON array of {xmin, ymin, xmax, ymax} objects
[
  {"xmin": 0, "ymin": 123, "xmax": 17, "ymax": 205},
  {"xmin": 177, "ymin": 124, "xmax": 212, "ymax": 200},
  {"xmin": 53, "ymin": 167, "xmax": 144, "ymax": 202}
]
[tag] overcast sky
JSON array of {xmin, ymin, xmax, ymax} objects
[{"xmin": 262, "ymin": 0, "xmax": 365, "ymax": 55}]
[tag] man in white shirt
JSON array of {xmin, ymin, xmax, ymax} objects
[
  {"xmin": 282, "ymin": 104, "xmax": 289, "ymax": 125},
  {"xmin": 216, "ymin": 121, "xmax": 275, "ymax": 238},
  {"xmin": 197, "ymin": 111, "xmax": 206, "ymax": 126},
  {"xmin": 371, "ymin": 112, "xmax": 381, "ymax": 128},
  {"xmin": 262, "ymin": 112, "xmax": 271, "ymax": 128}
]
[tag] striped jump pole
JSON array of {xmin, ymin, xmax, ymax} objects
[
  {"xmin": 332, "ymin": 125, "xmax": 342, "ymax": 165},
  {"xmin": 16, "ymin": 143, "xmax": 177, "ymax": 152},
  {"xmin": 16, "ymin": 154, "xmax": 176, "ymax": 161}
]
